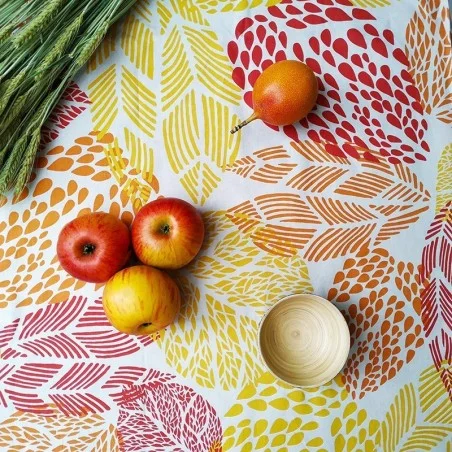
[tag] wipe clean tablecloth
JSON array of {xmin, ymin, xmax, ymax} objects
[{"xmin": 0, "ymin": 0, "xmax": 451, "ymax": 450}]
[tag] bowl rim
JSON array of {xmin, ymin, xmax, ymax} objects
[{"xmin": 258, "ymin": 293, "xmax": 351, "ymax": 388}]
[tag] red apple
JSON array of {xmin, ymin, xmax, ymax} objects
[
  {"xmin": 131, "ymin": 197, "xmax": 204, "ymax": 269},
  {"xmin": 57, "ymin": 212, "xmax": 131, "ymax": 283}
]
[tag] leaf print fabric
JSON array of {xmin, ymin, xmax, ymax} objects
[{"xmin": 0, "ymin": 0, "xmax": 450, "ymax": 450}]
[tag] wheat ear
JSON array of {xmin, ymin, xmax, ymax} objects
[{"xmin": 13, "ymin": 0, "xmax": 64, "ymax": 46}]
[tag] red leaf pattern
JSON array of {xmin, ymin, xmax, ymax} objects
[
  {"xmin": 420, "ymin": 201, "xmax": 452, "ymax": 397},
  {"xmin": 118, "ymin": 381, "xmax": 222, "ymax": 452},
  {"xmin": 0, "ymin": 296, "xmax": 154, "ymax": 415},
  {"xmin": 40, "ymin": 82, "xmax": 90, "ymax": 146},
  {"xmin": 228, "ymin": 0, "xmax": 430, "ymax": 164}
]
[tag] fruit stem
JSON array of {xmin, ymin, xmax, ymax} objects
[
  {"xmin": 230, "ymin": 113, "xmax": 258, "ymax": 134},
  {"xmin": 83, "ymin": 243, "xmax": 96, "ymax": 255},
  {"xmin": 141, "ymin": 323, "xmax": 152, "ymax": 327}
]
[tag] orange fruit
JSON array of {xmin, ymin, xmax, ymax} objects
[{"xmin": 231, "ymin": 60, "xmax": 318, "ymax": 133}]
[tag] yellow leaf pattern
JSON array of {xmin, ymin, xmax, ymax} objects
[
  {"xmin": 132, "ymin": 0, "xmax": 152, "ymax": 22},
  {"xmin": 121, "ymin": 14, "xmax": 154, "ymax": 79},
  {"xmin": 380, "ymin": 384, "xmax": 416, "ymax": 452},
  {"xmin": 121, "ymin": 65, "xmax": 156, "ymax": 138},
  {"xmin": 224, "ymin": 372, "xmax": 346, "ymax": 451},
  {"xmin": 87, "ymin": 24, "xmax": 117, "ymax": 73},
  {"xmin": 183, "ymin": 26, "xmax": 241, "ymax": 104},
  {"xmin": 196, "ymin": 0, "xmax": 282, "ymax": 14},
  {"xmin": 124, "ymin": 127, "xmax": 154, "ymax": 178},
  {"xmin": 436, "ymin": 143, "xmax": 452, "ymax": 212},
  {"xmin": 331, "ymin": 402, "xmax": 380, "ymax": 452},
  {"xmin": 88, "ymin": 1, "xmax": 241, "ymax": 205},
  {"xmin": 88, "ymin": 64, "xmax": 119, "ymax": 136},
  {"xmin": 419, "ymin": 365, "xmax": 452, "ymax": 425},
  {"xmin": 161, "ymin": 27, "xmax": 193, "ymax": 111},
  {"xmin": 158, "ymin": 211, "xmax": 312, "ymax": 390},
  {"xmin": 163, "ymin": 92, "xmax": 240, "ymax": 204},
  {"xmin": 378, "ymin": 366, "xmax": 452, "ymax": 452},
  {"xmin": 349, "ymin": 0, "xmax": 390, "ymax": 8}
]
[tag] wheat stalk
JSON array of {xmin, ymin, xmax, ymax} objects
[
  {"xmin": 14, "ymin": 129, "xmax": 41, "ymax": 195},
  {"xmin": 0, "ymin": 23, "xmax": 14, "ymax": 44},
  {"xmin": 0, "ymin": 0, "xmax": 138, "ymax": 196},
  {"xmin": 13, "ymin": 0, "xmax": 64, "ymax": 46},
  {"xmin": 0, "ymin": 68, "xmax": 27, "ymax": 116},
  {"xmin": 36, "ymin": 14, "xmax": 84, "ymax": 80},
  {"xmin": 0, "ymin": 92, "xmax": 30, "ymax": 135},
  {"xmin": 73, "ymin": 21, "xmax": 110, "ymax": 70},
  {"xmin": 0, "ymin": 134, "xmax": 28, "ymax": 193}
]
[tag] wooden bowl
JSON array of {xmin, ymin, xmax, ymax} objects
[{"xmin": 258, "ymin": 294, "xmax": 350, "ymax": 387}]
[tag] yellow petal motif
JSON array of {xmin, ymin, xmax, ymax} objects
[
  {"xmin": 196, "ymin": 0, "xmax": 282, "ymax": 14},
  {"xmin": 436, "ymin": 143, "xmax": 452, "ymax": 213},
  {"xmin": 158, "ymin": 212, "xmax": 312, "ymax": 391}
]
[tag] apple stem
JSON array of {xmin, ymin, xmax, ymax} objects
[
  {"xmin": 83, "ymin": 243, "xmax": 96, "ymax": 255},
  {"xmin": 230, "ymin": 112, "xmax": 258, "ymax": 134},
  {"xmin": 141, "ymin": 323, "xmax": 152, "ymax": 327}
]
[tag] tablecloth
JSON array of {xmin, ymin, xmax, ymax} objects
[{"xmin": 0, "ymin": 0, "xmax": 451, "ymax": 450}]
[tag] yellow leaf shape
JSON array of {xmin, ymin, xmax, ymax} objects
[
  {"xmin": 121, "ymin": 14, "xmax": 154, "ymax": 79},
  {"xmin": 224, "ymin": 371, "xmax": 345, "ymax": 451},
  {"xmin": 121, "ymin": 66, "xmax": 157, "ymax": 138},
  {"xmin": 223, "ymin": 415, "xmax": 304, "ymax": 451},
  {"xmin": 184, "ymin": 26, "xmax": 241, "ymax": 104},
  {"xmin": 381, "ymin": 384, "xmax": 416, "ymax": 452},
  {"xmin": 436, "ymin": 144, "xmax": 452, "ymax": 213},
  {"xmin": 159, "ymin": 277, "xmax": 258, "ymax": 390},
  {"xmin": 105, "ymin": 138, "xmax": 127, "ymax": 184},
  {"xmin": 331, "ymin": 402, "xmax": 380, "ymax": 452},
  {"xmin": 0, "ymin": 411, "xmax": 119, "ymax": 451},
  {"xmin": 164, "ymin": 90, "xmax": 200, "ymax": 173},
  {"xmin": 160, "ymin": 211, "xmax": 312, "ymax": 391},
  {"xmin": 207, "ymin": 295, "xmax": 261, "ymax": 390},
  {"xmin": 164, "ymin": 92, "xmax": 240, "ymax": 205},
  {"xmin": 157, "ymin": 0, "xmax": 207, "ymax": 35},
  {"xmin": 132, "ymin": 0, "xmax": 152, "ymax": 22},
  {"xmin": 156, "ymin": 1, "xmax": 172, "ymax": 35},
  {"xmin": 405, "ymin": 0, "xmax": 452, "ymax": 123},
  {"xmin": 170, "ymin": 0, "xmax": 207, "ymax": 26},
  {"xmin": 189, "ymin": 216, "xmax": 312, "ymax": 315},
  {"xmin": 419, "ymin": 365, "xmax": 452, "ymax": 424},
  {"xmin": 400, "ymin": 426, "xmax": 452, "ymax": 452},
  {"xmin": 202, "ymin": 95, "xmax": 240, "ymax": 168},
  {"xmin": 124, "ymin": 127, "xmax": 153, "ymax": 177},
  {"xmin": 349, "ymin": 0, "xmax": 390, "ymax": 7},
  {"xmin": 87, "ymin": 24, "xmax": 117, "ymax": 73},
  {"xmin": 88, "ymin": 64, "xmax": 118, "ymax": 137},
  {"xmin": 162, "ymin": 27, "xmax": 194, "ymax": 112},
  {"xmin": 197, "ymin": 0, "xmax": 282, "ymax": 14}
]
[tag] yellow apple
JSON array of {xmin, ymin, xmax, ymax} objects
[{"xmin": 102, "ymin": 265, "xmax": 181, "ymax": 335}]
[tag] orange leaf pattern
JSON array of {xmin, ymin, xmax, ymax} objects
[
  {"xmin": 405, "ymin": 0, "xmax": 452, "ymax": 124},
  {"xmin": 328, "ymin": 248, "xmax": 425, "ymax": 399},
  {"xmin": 227, "ymin": 141, "xmax": 430, "ymax": 261}
]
